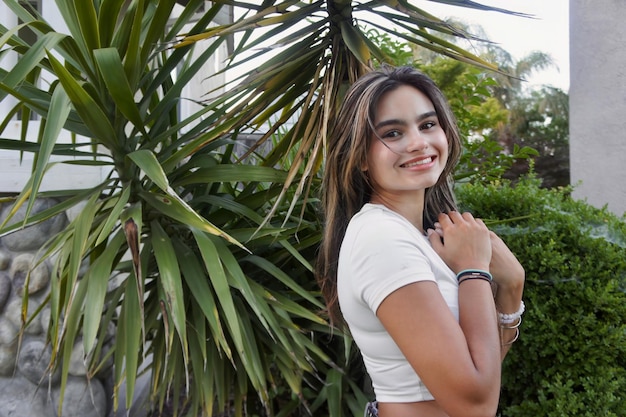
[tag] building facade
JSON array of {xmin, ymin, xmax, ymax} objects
[{"xmin": 570, "ymin": 0, "xmax": 626, "ymax": 216}]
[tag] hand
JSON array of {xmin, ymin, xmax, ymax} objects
[
  {"xmin": 488, "ymin": 231, "xmax": 525, "ymax": 290},
  {"xmin": 427, "ymin": 211, "xmax": 491, "ymax": 273}
]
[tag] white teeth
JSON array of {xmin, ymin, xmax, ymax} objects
[{"xmin": 403, "ymin": 157, "xmax": 432, "ymax": 167}]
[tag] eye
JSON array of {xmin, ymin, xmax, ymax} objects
[
  {"xmin": 420, "ymin": 120, "xmax": 437, "ymax": 131},
  {"xmin": 381, "ymin": 129, "xmax": 403, "ymax": 140}
]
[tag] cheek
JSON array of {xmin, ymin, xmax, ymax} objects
[
  {"xmin": 365, "ymin": 141, "xmax": 389, "ymax": 173},
  {"xmin": 439, "ymin": 135, "xmax": 450, "ymax": 162}
]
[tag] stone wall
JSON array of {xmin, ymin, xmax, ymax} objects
[{"xmin": 0, "ymin": 199, "xmax": 112, "ymax": 417}]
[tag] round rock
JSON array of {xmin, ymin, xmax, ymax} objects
[
  {"xmin": 0, "ymin": 344, "xmax": 18, "ymax": 376},
  {"xmin": 1, "ymin": 199, "xmax": 68, "ymax": 252},
  {"xmin": 17, "ymin": 339, "xmax": 57, "ymax": 385},
  {"xmin": 0, "ymin": 375, "xmax": 48, "ymax": 417},
  {"xmin": 68, "ymin": 341, "xmax": 88, "ymax": 377},
  {"xmin": 5, "ymin": 297, "xmax": 43, "ymax": 335},
  {"xmin": 0, "ymin": 317, "xmax": 19, "ymax": 346},
  {"xmin": 10, "ymin": 253, "xmax": 50, "ymax": 296},
  {"xmin": 52, "ymin": 376, "xmax": 107, "ymax": 417}
]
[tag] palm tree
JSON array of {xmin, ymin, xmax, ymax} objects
[
  {"xmin": 0, "ymin": 0, "xmax": 524, "ymax": 415},
  {"xmin": 180, "ymin": 0, "xmax": 530, "ymax": 216}
]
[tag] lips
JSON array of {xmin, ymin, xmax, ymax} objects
[{"xmin": 401, "ymin": 156, "xmax": 434, "ymax": 168}]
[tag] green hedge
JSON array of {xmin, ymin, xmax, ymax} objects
[{"xmin": 457, "ymin": 178, "xmax": 626, "ymax": 417}]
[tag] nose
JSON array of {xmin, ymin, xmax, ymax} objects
[{"xmin": 405, "ymin": 127, "xmax": 428, "ymax": 152}]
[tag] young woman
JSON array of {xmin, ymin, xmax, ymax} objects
[{"xmin": 316, "ymin": 65, "xmax": 525, "ymax": 417}]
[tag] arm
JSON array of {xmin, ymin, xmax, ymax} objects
[
  {"xmin": 377, "ymin": 212, "xmax": 501, "ymax": 417},
  {"xmin": 488, "ymin": 231, "xmax": 525, "ymax": 358},
  {"xmin": 431, "ymin": 226, "xmax": 526, "ymax": 358}
]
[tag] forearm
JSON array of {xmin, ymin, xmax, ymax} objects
[
  {"xmin": 494, "ymin": 273, "xmax": 524, "ymax": 314},
  {"xmin": 457, "ymin": 278, "xmax": 502, "ymax": 412},
  {"xmin": 493, "ymin": 270, "xmax": 525, "ymax": 358}
]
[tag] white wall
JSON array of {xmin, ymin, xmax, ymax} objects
[
  {"xmin": 0, "ymin": 3, "xmax": 19, "ymax": 122},
  {"xmin": 569, "ymin": 0, "xmax": 626, "ymax": 216},
  {"xmin": 0, "ymin": 2, "xmax": 103, "ymax": 192}
]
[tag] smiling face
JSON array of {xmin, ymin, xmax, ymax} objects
[{"xmin": 364, "ymin": 85, "xmax": 449, "ymax": 206}]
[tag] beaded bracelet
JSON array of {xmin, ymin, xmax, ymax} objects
[
  {"xmin": 500, "ymin": 315, "xmax": 522, "ymax": 329},
  {"xmin": 456, "ymin": 269, "xmax": 493, "ymax": 282},
  {"xmin": 498, "ymin": 300, "xmax": 525, "ymax": 325}
]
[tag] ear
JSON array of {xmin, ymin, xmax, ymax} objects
[{"xmin": 361, "ymin": 157, "xmax": 368, "ymax": 172}]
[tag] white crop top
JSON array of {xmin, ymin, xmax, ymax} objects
[{"xmin": 337, "ymin": 203, "xmax": 459, "ymax": 403}]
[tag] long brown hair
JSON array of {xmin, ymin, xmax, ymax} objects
[{"xmin": 316, "ymin": 65, "xmax": 462, "ymax": 325}]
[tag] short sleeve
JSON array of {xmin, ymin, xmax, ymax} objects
[{"xmin": 347, "ymin": 214, "xmax": 435, "ymax": 313}]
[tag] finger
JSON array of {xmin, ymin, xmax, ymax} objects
[
  {"xmin": 461, "ymin": 211, "xmax": 476, "ymax": 222},
  {"xmin": 445, "ymin": 211, "xmax": 465, "ymax": 225},
  {"xmin": 437, "ymin": 212, "xmax": 452, "ymax": 226},
  {"xmin": 427, "ymin": 228, "xmax": 443, "ymax": 251}
]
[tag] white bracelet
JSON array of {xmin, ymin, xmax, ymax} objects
[{"xmin": 498, "ymin": 300, "xmax": 525, "ymax": 325}]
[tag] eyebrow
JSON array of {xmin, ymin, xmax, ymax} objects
[{"xmin": 374, "ymin": 111, "xmax": 438, "ymax": 130}]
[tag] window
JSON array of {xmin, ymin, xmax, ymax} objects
[{"xmin": 17, "ymin": 1, "xmax": 40, "ymax": 46}]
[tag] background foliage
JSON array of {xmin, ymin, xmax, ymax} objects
[
  {"xmin": 499, "ymin": 87, "xmax": 570, "ymax": 188},
  {"xmin": 458, "ymin": 178, "xmax": 626, "ymax": 417}
]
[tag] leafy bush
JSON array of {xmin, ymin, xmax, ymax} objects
[{"xmin": 457, "ymin": 177, "xmax": 626, "ymax": 417}]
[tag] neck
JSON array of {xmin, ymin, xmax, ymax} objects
[{"xmin": 370, "ymin": 192, "xmax": 425, "ymax": 233}]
